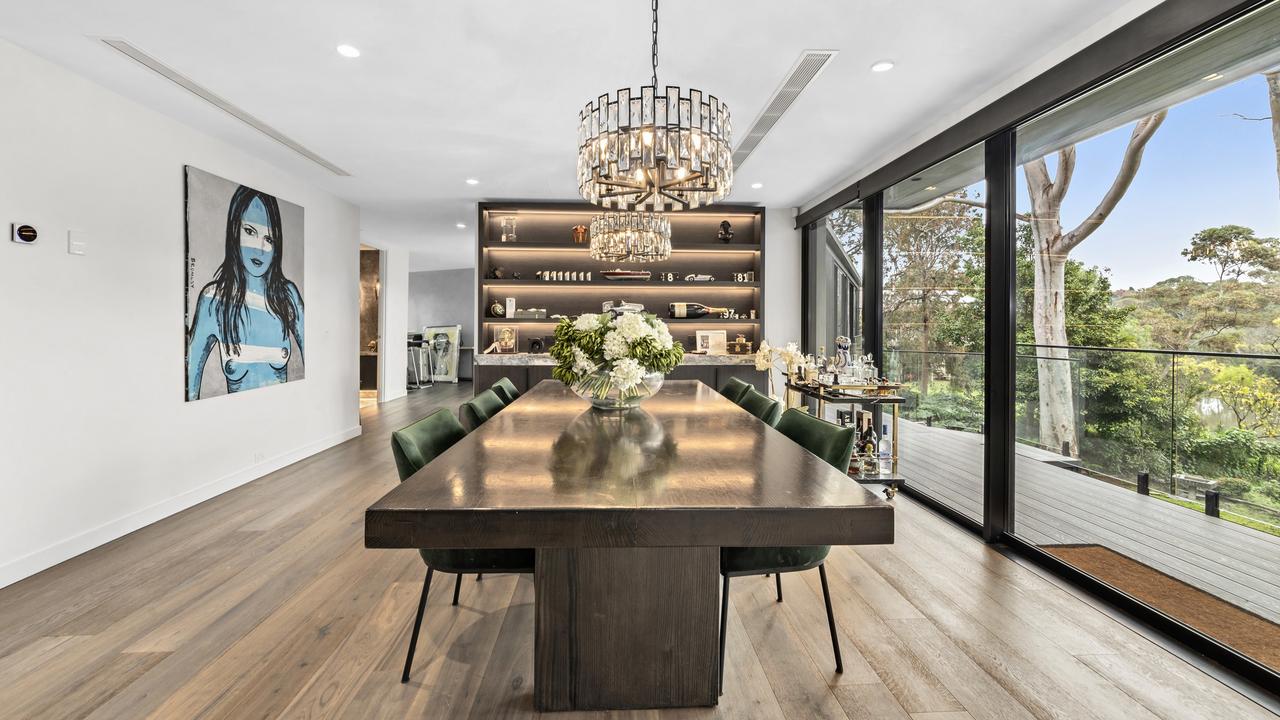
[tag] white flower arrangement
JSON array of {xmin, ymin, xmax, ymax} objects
[
  {"xmin": 550, "ymin": 310, "xmax": 684, "ymax": 402},
  {"xmin": 754, "ymin": 339, "xmax": 805, "ymax": 397}
]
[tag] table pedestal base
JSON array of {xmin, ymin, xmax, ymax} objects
[{"xmin": 534, "ymin": 546, "xmax": 720, "ymax": 711}]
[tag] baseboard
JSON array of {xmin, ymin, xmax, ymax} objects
[{"xmin": 0, "ymin": 424, "xmax": 363, "ymax": 590}]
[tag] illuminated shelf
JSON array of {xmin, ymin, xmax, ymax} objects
[
  {"xmin": 481, "ymin": 318, "xmax": 761, "ymax": 325},
  {"xmin": 484, "ymin": 280, "xmax": 759, "ymax": 289},
  {"xmin": 483, "ymin": 242, "xmax": 760, "ymax": 253}
]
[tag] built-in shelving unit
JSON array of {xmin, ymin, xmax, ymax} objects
[{"xmin": 477, "ymin": 201, "xmax": 766, "ymax": 354}]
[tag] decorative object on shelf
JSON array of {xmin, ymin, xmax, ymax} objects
[
  {"xmin": 588, "ymin": 211, "xmax": 672, "ymax": 262},
  {"xmin": 749, "ymin": 309, "xmax": 757, "ymax": 319},
  {"xmin": 727, "ymin": 334, "xmax": 752, "ymax": 355},
  {"xmin": 658, "ymin": 272, "xmax": 676, "ymax": 282},
  {"xmin": 500, "ymin": 216, "xmax": 518, "ymax": 243},
  {"xmin": 695, "ymin": 330, "xmax": 728, "ymax": 355},
  {"xmin": 717, "ymin": 220, "xmax": 734, "ymax": 243},
  {"xmin": 489, "ymin": 300, "xmax": 506, "ymax": 317},
  {"xmin": 576, "ymin": 0, "xmax": 732, "ymax": 212},
  {"xmin": 529, "ymin": 337, "xmax": 545, "ymax": 353},
  {"xmin": 602, "ymin": 268, "xmax": 652, "ymax": 281},
  {"xmin": 669, "ymin": 301, "xmax": 729, "ymax": 319},
  {"xmin": 684, "ymin": 273, "xmax": 714, "ymax": 282},
  {"xmin": 505, "ymin": 297, "xmax": 516, "ymax": 318},
  {"xmin": 487, "ymin": 266, "xmax": 513, "ymax": 280},
  {"xmin": 732, "ymin": 271, "xmax": 756, "ymax": 282},
  {"xmin": 491, "ymin": 325, "xmax": 519, "ymax": 353},
  {"xmin": 549, "ymin": 305, "xmax": 683, "ymax": 410},
  {"xmin": 513, "ymin": 308, "xmax": 548, "ymax": 319},
  {"xmin": 572, "ymin": 224, "xmax": 588, "ymax": 244}
]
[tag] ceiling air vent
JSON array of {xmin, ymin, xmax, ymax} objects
[
  {"xmin": 98, "ymin": 38, "xmax": 351, "ymax": 177},
  {"xmin": 732, "ymin": 50, "xmax": 837, "ymax": 170}
]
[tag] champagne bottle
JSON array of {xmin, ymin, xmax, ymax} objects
[{"xmin": 668, "ymin": 302, "xmax": 731, "ymax": 318}]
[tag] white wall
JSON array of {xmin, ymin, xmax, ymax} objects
[
  {"xmin": 763, "ymin": 207, "xmax": 802, "ymax": 395},
  {"xmin": 379, "ymin": 246, "xmax": 409, "ymax": 402},
  {"xmin": 0, "ymin": 40, "xmax": 361, "ymax": 588}
]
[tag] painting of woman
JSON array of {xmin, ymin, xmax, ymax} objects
[{"xmin": 185, "ymin": 168, "xmax": 305, "ymax": 401}]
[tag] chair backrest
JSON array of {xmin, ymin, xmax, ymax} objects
[
  {"xmin": 390, "ymin": 409, "xmax": 468, "ymax": 482},
  {"xmin": 458, "ymin": 388, "xmax": 506, "ymax": 432},
  {"xmin": 718, "ymin": 377, "xmax": 752, "ymax": 404},
  {"xmin": 736, "ymin": 387, "xmax": 782, "ymax": 426},
  {"xmin": 774, "ymin": 409, "xmax": 857, "ymax": 472},
  {"xmin": 491, "ymin": 377, "xmax": 521, "ymax": 405}
]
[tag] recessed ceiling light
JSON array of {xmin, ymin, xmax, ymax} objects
[
  {"xmin": 925, "ymin": 185, "xmax": 937, "ymax": 191},
  {"xmin": 465, "ymin": 178, "xmax": 480, "ymax": 185},
  {"xmin": 751, "ymin": 182, "xmax": 763, "ymax": 189},
  {"xmin": 870, "ymin": 59, "xmax": 895, "ymax": 73},
  {"xmin": 336, "ymin": 44, "xmax": 361, "ymax": 58},
  {"xmin": 1202, "ymin": 72, "xmax": 1223, "ymax": 81},
  {"xmin": 456, "ymin": 223, "xmax": 467, "ymax": 229}
]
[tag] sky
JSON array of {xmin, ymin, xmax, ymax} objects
[{"xmin": 1014, "ymin": 74, "xmax": 1280, "ymax": 290}]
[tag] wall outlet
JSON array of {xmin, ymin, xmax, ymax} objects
[
  {"xmin": 67, "ymin": 230, "xmax": 88, "ymax": 256},
  {"xmin": 10, "ymin": 223, "xmax": 38, "ymax": 245}
]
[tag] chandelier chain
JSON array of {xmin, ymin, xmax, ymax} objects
[{"xmin": 650, "ymin": 0, "xmax": 659, "ymax": 87}]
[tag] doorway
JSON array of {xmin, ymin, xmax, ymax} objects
[{"xmin": 359, "ymin": 245, "xmax": 382, "ymax": 408}]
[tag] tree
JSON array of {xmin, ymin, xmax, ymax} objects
[
  {"xmin": 1268, "ymin": 69, "xmax": 1280, "ymax": 201},
  {"xmin": 1123, "ymin": 276, "xmax": 1276, "ymax": 352},
  {"xmin": 1022, "ymin": 110, "xmax": 1166, "ymax": 454},
  {"xmin": 1181, "ymin": 225, "xmax": 1280, "ymax": 281}
]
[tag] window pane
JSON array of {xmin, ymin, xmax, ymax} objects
[
  {"xmin": 1014, "ymin": 2, "xmax": 1280, "ymax": 673},
  {"xmin": 883, "ymin": 147, "xmax": 986, "ymax": 524}
]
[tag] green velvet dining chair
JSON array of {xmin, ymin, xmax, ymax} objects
[
  {"xmin": 490, "ymin": 377, "xmax": 521, "ymax": 405},
  {"xmin": 735, "ymin": 386, "xmax": 783, "ymax": 427},
  {"xmin": 718, "ymin": 376, "xmax": 753, "ymax": 404},
  {"xmin": 390, "ymin": 408, "xmax": 535, "ymax": 683},
  {"xmin": 458, "ymin": 388, "xmax": 506, "ymax": 433},
  {"xmin": 718, "ymin": 408, "xmax": 856, "ymax": 692}
]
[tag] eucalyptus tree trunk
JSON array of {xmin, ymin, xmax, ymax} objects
[
  {"xmin": 1267, "ymin": 70, "xmax": 1280, "ymax": 201},
  {"xmin": 1022, "ymin": 111, "xmax": 1166, "ymax": 456}
]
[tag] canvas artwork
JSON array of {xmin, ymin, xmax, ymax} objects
[
  {"xmin": 184, "ymin": 166, "xmax": 306, "ymax": 401},
  {"xmin": 424, "ymin": 324, "xmax": 462, "ymax": 382}
]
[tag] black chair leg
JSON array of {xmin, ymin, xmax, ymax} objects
[
  {"xmin": 477, "ymin": 573, "xmax": 483, "ymax": 582},
  {"xmin": 452, "ymin": 573, "xmax": 462, "ymax": 606},
  {"xmin": 401, "ymin": 567, "xmax": 434, "ymax": 683},
  {"xmin": 818, "ymin": 563, "xmax": 843, "ymax": 674},
  {"xmin": 775, "ymin": 573, "xmax": 783, "ymax": 602}
]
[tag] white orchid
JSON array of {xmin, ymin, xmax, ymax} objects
[
  {"xmin": 572, "ymin": 346, "xmax": 596, "ymax": 376},
  {"xmin": 602, "ymin": 330, "xmax": 631, "ymax": 360},
  {"xmin": 573, "ymin": 313, "xmax": 603, "ymax": 332}
]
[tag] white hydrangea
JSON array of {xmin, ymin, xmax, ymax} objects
[
  {"xmin": 573, "ymin": 313, "xmax": 603, "ymax": 332},
  {"xmin": 654, "ymin": 321, "xmax": 674, "ymax": 350},
  {"xmin": 609, "ymin": 357, "xmax": 645, "ymax": 389},
  {"xmin": 612, "ymin": 311, "xmax": 653, "ymax": 342},
  {"xmin": 602, "ymin": 330, "xmax": 631, "ymax": 361},
  {"xmin": 572, "ymin": 346, "xmax": 596, "ymax": 376}
]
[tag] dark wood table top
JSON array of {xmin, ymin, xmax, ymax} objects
[{"xmin": 365, "ymin": 380, "xmax": 893, "ymax": 549}]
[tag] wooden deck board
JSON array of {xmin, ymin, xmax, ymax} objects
[{"xmin": 895, "ymin": 421, "xmax": 1280, "ymax": 623}]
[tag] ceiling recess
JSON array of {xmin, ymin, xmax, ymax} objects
[
  {"xmin": 98, "ymin": 38, "xmax": 351, "ymax": 177},
  {"xmin": 731, "ymin": 49, "xmax": 837, "ymax": 171}
]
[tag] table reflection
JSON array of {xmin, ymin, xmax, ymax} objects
[{"xmin": 549, "ymin": 408, "xmax": 677, "ymax": 499}]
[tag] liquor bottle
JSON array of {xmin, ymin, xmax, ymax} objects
[
  {"xmin": 878, "ymin": 423, "xmax": 893, "ymax": 475},
  {"xmin": 668, "ymin": 302, "xmax": 731, "ymax": 318}
]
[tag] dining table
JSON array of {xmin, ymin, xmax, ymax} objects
[{"xmin": 364, "ymin": 379, "xmax": 895, "ymax": 712}]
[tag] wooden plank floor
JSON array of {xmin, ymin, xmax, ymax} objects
[
  {"xmin": 895, "ymin": 421, "xmax": 1280, "ymax": 624},
  {"xmin": 0, "ymin": 385, "xmax": 1274, "ymax": 719}
]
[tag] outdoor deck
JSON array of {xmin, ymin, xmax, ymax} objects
[{"xmin": 894, "ymin": 420, "xmax": 1280, "ymax": 624}]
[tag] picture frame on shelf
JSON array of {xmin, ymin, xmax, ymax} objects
[
  {"xmin": 493, "ymin": 325, "xmax": 519, "ymax": 353},
  {"xmin": 695, "ymin": 330, "xmax": 728, "ymax": 355}
]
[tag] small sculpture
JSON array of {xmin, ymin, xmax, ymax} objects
[
  {"xmin": 572, "ymin": 225, "xmax": 588, "ymax": 244},
  {"xmin": 717, "ymin": 220, "xmax": 734, "ymax": 243}
]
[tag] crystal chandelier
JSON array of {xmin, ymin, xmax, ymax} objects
[
  {"xmin": 577, "ymin": 0, "xmax": 733, "ymax": 213},
  {"xmin": 588, "ymin": 212, "xmax": 671, "ymax": 263}
]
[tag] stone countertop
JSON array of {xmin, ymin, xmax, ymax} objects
[{"xmin": 474, "ymin": 353, "xmax": 759, "ymax": 367}]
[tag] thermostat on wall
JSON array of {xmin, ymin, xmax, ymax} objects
[{"xmin": 11, "ymin": 223, "xmax": 38, "ymax": 245}]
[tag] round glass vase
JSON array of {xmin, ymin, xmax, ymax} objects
[{"xmin": 571, "ymin": 368, "xmax": 665, "ymax": 410}]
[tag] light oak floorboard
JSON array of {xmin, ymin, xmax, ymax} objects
[{"xmin": 0, "ymin": 384, "xmax": 1273, "ymax": 719}]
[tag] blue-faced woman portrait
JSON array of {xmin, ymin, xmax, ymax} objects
[{"xmin": 185, "ymin": 167, "xmax": 306, "ymax": 401}]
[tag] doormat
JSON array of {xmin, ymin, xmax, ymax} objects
[{"xmin": 1041, "ymin": 544, "xmax": 1279, "ymax": 671}]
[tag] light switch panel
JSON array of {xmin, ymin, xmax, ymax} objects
[{"xmin": 68, "ymin": 230, "xmax": 88, "ymax": 256}]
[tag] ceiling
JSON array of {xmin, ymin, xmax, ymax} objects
[{"xmin": 0, "ymin": 0, "xmax": 1160, "ymax": 270}]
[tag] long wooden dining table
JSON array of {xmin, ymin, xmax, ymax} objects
[{"xmin": 365, "ymin": 380, "xmax": 894, "ymax": 712}]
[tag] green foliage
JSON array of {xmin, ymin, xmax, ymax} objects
[
  {"xmin": 1181, "ymin": 225, "xmax": 1280, "ymax": 281},
  {"xmin": 1215, "ymin": 477, "xmax": 1254, "ymax": 498},
  {"xmin": 1182, "ymin": 428, "xmax": 1280, "ymax": 482},
  {"xmin": 548, "ymin": 312, "xmax": 683, "ymax": 389}
]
